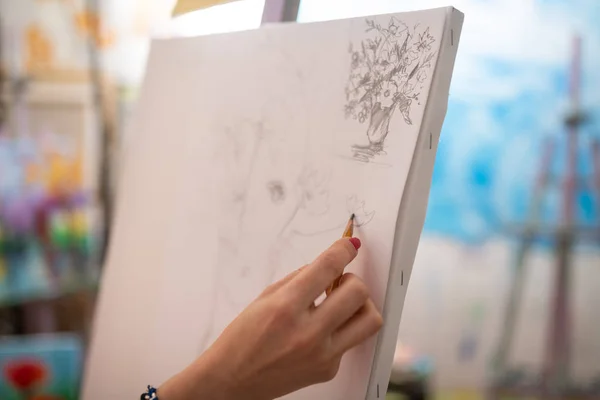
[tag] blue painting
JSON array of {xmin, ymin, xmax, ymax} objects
[{"xmin": 420, "ymin": 0, "xmax": 600, "ymax": 244}]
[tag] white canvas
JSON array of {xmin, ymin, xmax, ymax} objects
[{"xmin": 83, "ymin": 7, "xmax": 463, "ymax": 400}]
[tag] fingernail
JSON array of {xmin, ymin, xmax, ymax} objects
[{"xmin": 349, "ymin": 237, "xmax": 361, "ymax": 250}]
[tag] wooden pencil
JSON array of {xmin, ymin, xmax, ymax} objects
[{"xmin": 326, "ymin": 214, "xmax": 355, "ymax": 295}]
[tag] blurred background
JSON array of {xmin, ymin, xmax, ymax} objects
[{"xmin": 0, "ymin": 0, "xmax": 598, "ymax": 399}]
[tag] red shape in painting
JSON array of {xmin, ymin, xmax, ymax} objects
[{"xmin": 4, "ymin": 359, "xmax": 48, "ymax": 391}]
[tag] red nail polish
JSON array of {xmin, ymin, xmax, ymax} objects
[{"xmin": 349, "ymin": 237, "xmax": 361, "ymax": 250}]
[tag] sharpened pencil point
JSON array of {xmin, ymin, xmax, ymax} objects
[{"xmin": 350, "ymin": 213, "xmax": 355, "ymax": 220}]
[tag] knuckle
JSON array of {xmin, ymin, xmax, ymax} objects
[
  {"xmin": 270, "ymin": 301, "xmax": 296, "ymax": 328},
  {"xmin": 355, "ymin": 281, "xmax": 370, "ymax": 300},
  {"xmin": 370, "ymin": 310, "xmax": 384, "ymax": 331},
  {"xmin": 363, "ymin": 300, "xmax": 384, "ymax": 332},
  {"xmin": 340, "ymin": 272, "xmax": 355, "ymax": 283},
  {"xmin": 344, "ymin": 275, "xmax": 369, "ymax": 300},
  {"xmin": 291, "ymin": 332, "xmax": 314, "ymax": 351}
]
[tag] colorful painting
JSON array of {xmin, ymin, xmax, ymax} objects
[
  {"xmin": 0, "ymin": 334, "xmax": 83, "ymax": 400},
  {"xmin": 0, "ymin": 132, "xmax": 97, "ymax": 301}
]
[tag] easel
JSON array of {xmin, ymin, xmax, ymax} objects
[
  {"xmin": 261, "ymin": 0, "xmax": 301, "ymax": 23},
  {"xmin": 489, "ymin": 35, "xmax": 600, "ymax": 400}
]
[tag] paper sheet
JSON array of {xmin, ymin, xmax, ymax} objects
[{"xmin": 84, "ymin": 7, "xmax": 461, "ymax": 400}]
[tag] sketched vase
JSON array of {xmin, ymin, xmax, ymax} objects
[
  {"xmin": 366, "ymin": 102, "xmax": 395, "ymax": 148},
  {"xmin": 351, "ymin": 102, "xmax": 395, "ymax": 162}
]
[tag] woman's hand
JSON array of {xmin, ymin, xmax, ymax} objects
[{"xmin": 159, "ymin": 238, "xmax": 383, "ymax": 400}]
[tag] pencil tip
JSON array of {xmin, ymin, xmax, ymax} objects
[{"xmin": 350, "ymin": 213, "xmax": 355, "ymax": 220}]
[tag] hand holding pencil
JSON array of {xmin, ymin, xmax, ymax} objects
[{"xmin": 159, "ymin": 232, "xmax": 380, "ymax": 400}]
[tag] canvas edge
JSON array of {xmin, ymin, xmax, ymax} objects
[{"xmin": 365, "ymin": 7, "xmax": 465, "ymax": 399}]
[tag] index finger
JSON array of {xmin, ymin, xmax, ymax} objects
[{"xmin": 288, "ymin": 238, "xmax": 359, "ymax": 305}]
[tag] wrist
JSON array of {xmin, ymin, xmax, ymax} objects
[{"xmin": 158, "ymin": 348, "xmax": 239, "ymax": 400}]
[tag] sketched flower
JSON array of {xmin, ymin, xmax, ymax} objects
[
  {"xmin": 346, "ymin": 195, "xmax": 375, "ymax": 227},
  {"xmin": 4, "ymin": 359, "xmax": 48, "ymax": 392},
  {"xmin": 416, "ymin": 28, "xmax": 435, "ymax": 52},
  {"xmin": 358, "ymin": 111, "xmax": 367, "ymax": 123},
  {"xmin": 403, "ymin": 49, "xmax": 419, "ymax": 66},
  {"xmin": 387, "ymin": 17, "xmax": 407, "ymax": 36},
  {"xmin": 416, "ymin": 69, "xmax": 428, "ymax": 83}
]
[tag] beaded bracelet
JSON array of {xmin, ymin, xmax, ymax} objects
[{"xmin": 140, "ymin": 385, "xmax": 159, "ymax": 400}]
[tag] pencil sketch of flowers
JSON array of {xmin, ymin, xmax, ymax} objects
[{"xmin": 345, "ymin": 18, "xmax": 436, "ymax": 162}]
